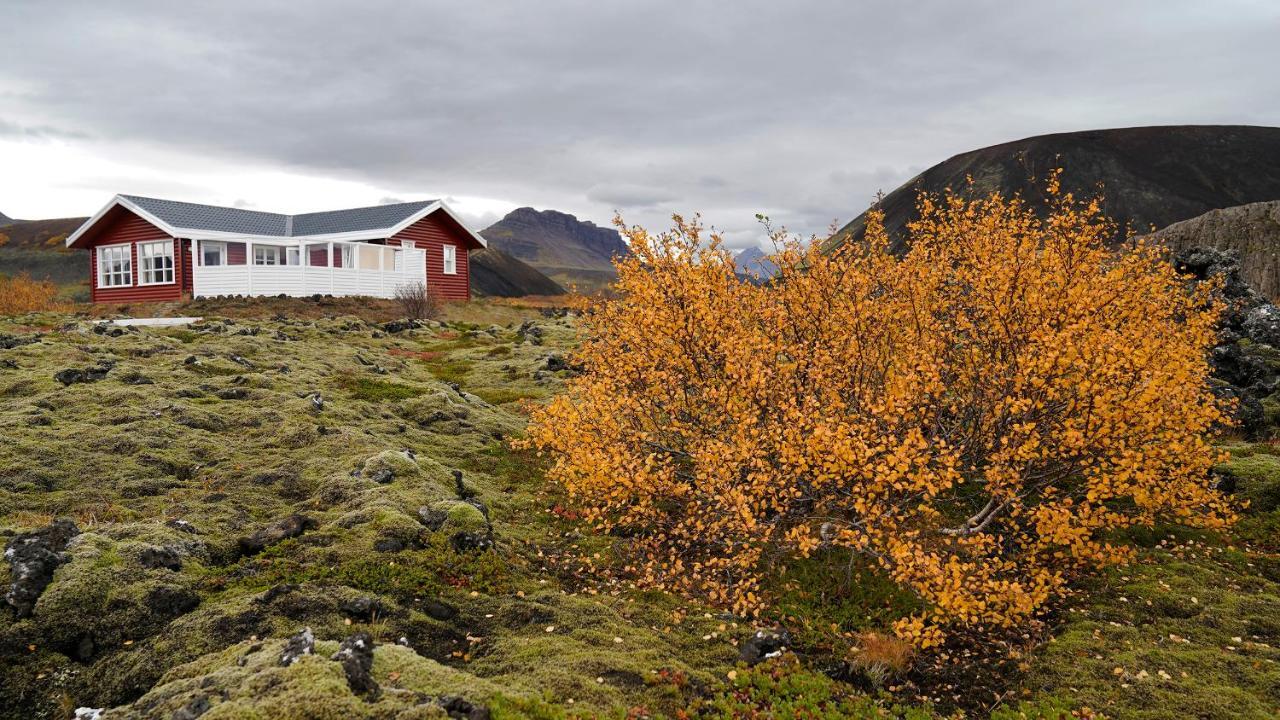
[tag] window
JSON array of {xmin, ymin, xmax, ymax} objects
[
  {"xmin": 98, "ymin": 244, "xmax": 131, "ymax": 287},
  {"xmin": 442, "ymin": 245, "xmax": 457, "ymax": 274},
  {"xmin": 201, "ymin": 241, "xmax": 227, "ymax": 267},
  {"xmin": 254, "ymin": 245, "xmax": 285, "ymax": 265},
  {"xmin": 287, "ymin": 247, "xmax": 301, "ymax": 266},
  {"xmin": 139, "ymin": 240, "xmax": 174, "ymax": 284}
]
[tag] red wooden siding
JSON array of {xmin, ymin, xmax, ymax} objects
[
  {"xmin": 227, "ymin": 242, "xmax": 247, "ymax": 266},
  {"xmin": 308, "ymin": 245, "xmax": 329, "ymax": 267},
  {"xmin": 86, "ymin": 209, "xmax": 187, "ymax": 304},
  {"xmin": 389, "ymin": 212, "xmax": 476, "ymax": 300},
  {"xmin": 179, "ymin": 239, "xmax": 194, "ymax": 291}
]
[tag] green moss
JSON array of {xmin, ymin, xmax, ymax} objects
[
  {"xmin": 360, "ymin": 450, "xmax": 421, "ymax": 478},
  {"xmin": 421, "ymin": 357, "xmax": 474, "ymax": 383},
  {"xmin": 431, "ymin": 500, "xmax": 489, "ymax": 533},
  {"xmin": 769, "ymin": 549, "xmax": 921, "ymax": 651},
  {"xmin": 1216, "ymin": 453, "xmax": 1280, "ymax": 512},
  {"xmin": 691, "ymin": 654, "xmax": 936, "ymax": 719},
  {"xmin": 1023, "ymin": 545, "xmax": 1280, "ymax": 719},
  {"xmin": 339, "ymin": 375, "xmax": 424, "ymax": 402},
  {"xmin": 471, "ymin": 387, "xmax": 533, "ymax": 405}
]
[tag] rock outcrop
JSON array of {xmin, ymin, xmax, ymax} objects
[
  {"xmin": 1148, "ymin": 201, "xmax": 1280, "ymax": 302},
  {"xmin": 1176, "ymin": 246, "xmax": 1280, "ymax": 437}
]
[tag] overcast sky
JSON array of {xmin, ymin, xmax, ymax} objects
[{"xmin": 1, "ymin": 1, "xmax": 1277, "ymax": 248}]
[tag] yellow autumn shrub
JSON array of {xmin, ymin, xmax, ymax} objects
[
  {"xmin": 521, "ymin": 179, "xmax": 1234, "ymax": 645},
  {"xmin": 0, "ymin": 273, "xmax": 63, "ymax": 315}
]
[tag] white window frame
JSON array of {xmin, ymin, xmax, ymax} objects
[
  {"xmin": 97, "ymin": 242, "xmax": 132, "ymax": 288},
  {"xmin": 286, "ymin": 246, "xmax": 301, "ymax": 266},
  {"xmin": 201, "ymin": 240, "xmax": 228, "ymax": 267},
  {"xmin": 138, "ymin": 239, "xmax": 175, "ymax": 285},
  {"xmin": 442, "ymin": 244, "xmax": 457, "ymax": 275},
  {"xmin": 254, "ymin": 245, "xmax": 285, "ymax": 266}
]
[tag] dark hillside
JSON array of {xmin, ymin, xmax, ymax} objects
[{"xmin": 824, "ymin": 125, "xmax": 1280, "ymax": 255}]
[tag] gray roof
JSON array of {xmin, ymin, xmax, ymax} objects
[{"xmin": 120, "ymin": 195, "xmax": 437, "ymax": 238}]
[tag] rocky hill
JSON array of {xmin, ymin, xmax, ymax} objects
[
  {"xmin": 0, "ymin": 210, "xmax": 12, "ymax": 226},
  {"xmin": 0, "ymin": 216, "xmax": 83, "ymax": 250},
  {"xmin": 469, "ymin": 247, "xmax": 566, "ymax": 297},
  {"xmin": 480, "ymin": 208, "xmax": 629, "ymax": 291},
  {"xmin": 1145, "ymin": 201, "xmax": 1280, "ymax": 301},
  {"xmin": 823, "ymin": 125, "xmax": 1280, "ymax": 255}
]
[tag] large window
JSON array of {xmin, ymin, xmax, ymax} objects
[
  {"xmin": 442, "ymin": 244, "xmax": 457, "ymax": 275},
  {"xmin": 98, "ymin": 244, "xmax": 132, "ymax": 287},
  {"xmin": 139, "ymin": 240, "xmax": 174, "ymax": 284},
  {"xmin": 201, "ymin": 241, "xmax": 227, "ymax": 267}
]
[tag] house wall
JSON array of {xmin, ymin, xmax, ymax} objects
[
  {"xmin": 388, "ymin": 213, "xmax": 473, "ymax": 300},
  {"xmin": 86, "ymin": 210, "xmax": 187, "ymax": 303}
]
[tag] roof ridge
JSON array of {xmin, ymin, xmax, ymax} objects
[{"xmin": 284, "ymin": 215, "xmax": 294, "ymax": 236}]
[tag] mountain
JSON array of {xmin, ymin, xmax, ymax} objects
[
  {"xmin": 734, "ymin": 246, "xmax": 779, "ymax": 280},
  {"xmin": 0, "ymin": 210, "xmax": 12, "ymax": 226},
  {"xmin": 470, "ymin": 247, "xmax": 566, "ymax": 297},
  {"xmin": 823, "ymin": 125, "xmax": 1280, "ymax": 255},
  {"xmin": 1145, "ymin": 201, "xmax": 1280, "ymax": 301},
  {"xmin": 0, "ymin": 216, "xmax": 84, "ymax": 249},
  {"xmin": 480, "ymin": 207, "xmax": 629, "ymax": 291}
]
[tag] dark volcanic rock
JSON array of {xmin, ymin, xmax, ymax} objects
[
  {"xmin": 238, "ymin": 514, "xmax": 314, "ymax": 556},
  {"xmin": 1176, "ymin": 246, "xmax": 1280, "ymax": 438},
  {"xmin": 439, "ymin": 696, "xmax": 491, "ymax": 720},
  {"xmin": 4, "ymin": 518, "xmax": 80, "ymax": 617},
  {"xmin": 423, "ymin": 599, "xmax": 459, "ymax": 621},
  {"xmin": 138, "ymin": 545, "xmax": 183, "ymax": 571},
  {"xmin": 279, "ymin": 627, "xmax": 315, "ymax": 666},
  {"xmin": 739, "ymin": 627, "xmax": 793, "ymax": 665},
  {"xmin": 331, "ymin": 632, "xmax": 379, "ymax": 698},
  {"xmin": 54, "ymin": 362, "xmax": 114, "ymax": 385},
  {"xmin": 339, "ymin": 596, "xmax": 387, "ymax": 623}
]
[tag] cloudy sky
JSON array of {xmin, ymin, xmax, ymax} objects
[{"xmin": 1, "ymin": 1, "xmax": 1277, "ymax": 248}]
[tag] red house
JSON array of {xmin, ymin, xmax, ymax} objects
[{"xmin": 65, "ymin": 195, "xmax": 487, "ymax": 303}]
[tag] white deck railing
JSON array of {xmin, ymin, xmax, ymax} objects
[{"xmin": 191, "ymin": 242, "xmax": 426, "ymax": 299}]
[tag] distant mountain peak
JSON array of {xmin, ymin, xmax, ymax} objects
[
  {"xmin": 0, "ymin": 210, "xmax": 13, "ymax": 227},
  {"xmin": 481, "ymin": 207, "xmax": 629, "ymax": 291},
  {"xmin": 735, "ymin": 246, "xmax": 779, "ymax": 279}
]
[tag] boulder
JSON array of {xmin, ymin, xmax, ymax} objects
[
  {"xmin": 4, "ymin": 518, "xmax": 80, "ymax": 617},
  {"xmin": 331, "ymin": 632, "xmax": 379, "ymax": 698},
  {"xmin": 54, "ymin": 362, "xmax": 114, "ymax": 386},
  {"xmin": 238, "ymin": 514, "xmax": 314, "ymax": 556},
  {"xmin": 738, "ymin": 627, "xmax": 793, "ymax": 665},
  {"xmin": 439, "ymin": 696, "xmax": 491, "ymax": 720},
  {"xmin": 279, "ymin": 627, "xmax": 315, "ymax": 666}
]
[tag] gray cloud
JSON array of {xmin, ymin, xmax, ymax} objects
[{"xmin": 1, "ymin": 0, "xmax": 1277, "ymax": 246}]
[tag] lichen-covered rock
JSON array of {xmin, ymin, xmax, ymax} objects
[
  {"xmin": 361, "ymin": 449, "xmax": 419, "ymax": 484},
  {"xmin": 238, "ymin": 514, "xmax": 315, "ymax": 556},
  {"xmin": 422, "ymin": 500, "xmax": 492, "ymax": 552},
  {"xmin": 4, "ymin": 518, "xmax": 80, "ymax": 617},
  {"xmin": 331, "ymin": 632, "xmax": 379, "ymax": 698},
  {"xmin": 280, "ymin": 627, "xmax": 315, "ymax": 666},
  {"xmin": 738, "ymin": 627, "xmax": 793, "ymax": 666}
]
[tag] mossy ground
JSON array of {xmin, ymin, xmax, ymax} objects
[{"xmin": 1, "ymin": 300, "xmax": 1277, "ymax": 719}]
